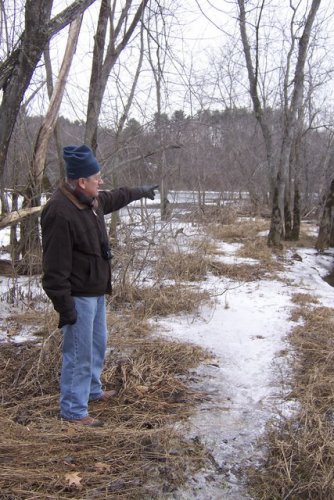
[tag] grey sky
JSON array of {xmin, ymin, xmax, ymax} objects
[{"xmin": 24, "ymin": 0, "xmax": 334, "ymax": 126}]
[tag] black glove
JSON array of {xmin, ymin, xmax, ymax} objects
[
  {"xmin": 51, "ymin": 295, "xmax": 77, "ymax": 329},
  {"xmin": 140, "ymin": 184, "xmax": 159, "ymax": 200},
  {"xmin": 58, "ymin": 308, "xmax": 77, "ymax": 329}
]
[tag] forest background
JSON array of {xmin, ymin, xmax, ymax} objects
[
  {"xmin": 1, "ymin": 0, "xmax": 334, "ymax": 270},
  {"xmin": 2, "ymin": 2, "xmax": 334, "ymax": 496}
]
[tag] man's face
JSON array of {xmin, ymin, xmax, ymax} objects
[{"xmin": 79, "ymin": 173, "xmax": 103, "ymax": 197}]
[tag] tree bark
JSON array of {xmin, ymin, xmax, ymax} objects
[
  {"xmin": 291, "ymin": 184, "xmax": 301, "ymax": 241},
  {"xmin": 0, "ymin": 0, "xmax": 96, "ymax": 181},
  {"xmin": 32, "ymin": 15, "xmax": 83, "ymax": 189},
  {"xmin": 18, "ymin": 15, "xmax": 83, "ymax": 275},
  {"xmin": 44, "ymin": 44, "xmax": 65, "ymax": 181},
  {"xmin": 272, "ymin": 0, "xmax": 320, "ymax": 245},
  {"xmin": 316, "ymin": 179, "xmax": 334, "ymax": 252},
  {"xmin": 84, "ymin": 0, "xmax": 149, "ymax": 150},
  {"xmin": 237, "ymin": 0, "xmax": 275, "ymax": 185},
  {"xmin": 267, "ymin": 174, "xmax": 283, "ymax": 248}
]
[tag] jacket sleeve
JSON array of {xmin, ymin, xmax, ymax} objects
[
  {"xmin": 98, "ymin": 187, "xmax": 144, "ymax": 215},
  {"xmin": 41, "ymin": 209, "xmax": 75, "ymax": 315}
]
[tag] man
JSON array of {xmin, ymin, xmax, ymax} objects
[{"xmin": 41, "ymin": 144, "xmax": 158, "ymax": 427}]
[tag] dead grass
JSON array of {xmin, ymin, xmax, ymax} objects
[
  {"xmin": 0, "ymin": 271, "xmax": 213, "ymax": 499},
  {"xmin": 140, "ymin": 284, "xmax": 211, "ymax": 316},
  {"xmin": 247, "ymin": 305, "xmax": 334, "ymax": 499},
  {"xmin": 208, "ymin": 258, "xmax": 283, "ymax": 282},
  {"xmin": 236, "ymin": 236, "xmax": 278, "ymax": 262},
  {"xmin": 0, "ymin": 325, "xmax": 211, "ymax": 498},
  {"xmin": 5, "ymin": 307, "xmax": 57, "ymax": 339},
  {"xmin": 155, "ymin": 248, "xmax": 209, "ymax": 282},
  {"xmin": 112, "ymin": 282, "xmax": 211, "ymax": 318},
  {"xmin": 0, "ymin": 213, "xmax": 328, "ymax": 498},
  {"xmin": 290, "ymin": 292, "xmax": 320, "ymax": 306},
  {"xmin": 189, "ymin": 237, "xmax": 221, "ymax": 256},
  {"xmin": 177, "ymin": 204, "xmax": 238, "ymax": 225},
  {"xmin": 206, "ymin": 218, "xmax": 269, "ymax": 242}
]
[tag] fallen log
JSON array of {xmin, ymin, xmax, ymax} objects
[{"xmin": 0, "ymin": 206, "xmax": 42, "ymax": 229}]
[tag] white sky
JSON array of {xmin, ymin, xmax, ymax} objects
[
  {"xmin": 14, "ymin": 0, "xmax": 332, "ymax": 125},
  {"xmin": 46, "ymin": 0, "xmax": 230, "ymax": 122},
  {"xmin": 2, "ymin": 1, "xmax": 334, "ymax": 123}
]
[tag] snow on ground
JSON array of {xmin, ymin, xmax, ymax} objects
[
  {"xmin": 1, "ymin": 201, "xmax": 334, "ymax": 498},
  {"xmin": 157, "ymin": 244, "xmax": 334, "ymax": 499}
]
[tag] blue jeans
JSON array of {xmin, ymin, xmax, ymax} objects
[{"xmin": 60, "ymin": 295, "xmax": 107, "ymax": 420}]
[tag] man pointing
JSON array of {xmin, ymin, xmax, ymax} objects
[{"xmin": 41, "ymin": 144, "xmax": 158, "ymax": 427}]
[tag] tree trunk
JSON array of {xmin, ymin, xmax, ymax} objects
[
  {"xmin": 291, "ymin": 184, "xmax": 301, "ymax": 241},
  {"xmin": 18, "ymin": 15, "xmax": 83, "ymax": 275},
  {"xmin": 44, "ymin": 44, "xmax": 65, "ymax": 182},
  {"xmin": 10, "ymin": 192, "xmax": 19, "ymax": 263},
  {"xmin": 284, "ymin": 184, "xmax": 293, "ymax": 240},
  {"xmin": 237, "ymin": 0, "xmax": 275, "ymax": 189},
  {"xmin": 238, "ymin": 0, "xmax": 321, "ymax": 247},
  {"xmin": 84, "ymin": 0, "xmax": 149, "ymax": 150},
  {"xmin": 316, "ymin": 179, "xmax": 334, "ymax": 252},
  {"xmin": 268, "ymin": 175, "xmax": 284, "ymax": 248},
  {"xmin": 160, "ymin": 151, "xmax": 171, "ymax": 221},
  {"xmin": 33, "ymin": 15, "xmax": 82, "ymax": 188},
  {"xmin": 0, "ymin": 0, "xmax": 96, "ymax": 180}
]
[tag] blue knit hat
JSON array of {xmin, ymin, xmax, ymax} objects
[{"xmin": 63, "ymin": 144, "xmax": 101, "ymax": 179}]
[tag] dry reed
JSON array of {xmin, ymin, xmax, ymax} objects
[
  {"xmin": 208, "ymin": 259, "xmax": 280, "ymax": 282},
  {"xmin": 154, "ymin": 248, "xmax": 209, "ymax": 282},
  {"xmin": 206, "ymin": 218, "xmax": 269, "ymax": 242},
  {"xmin": 247, "ymin": 305, "xmax": 334, "ymax": 499},
  {"xmin": 112, "ymin": 282, "xmax": 211, "ymax": 318},
  {"xmin": 0, "ymin": 279, "xmax": 212, "ymax": 499}
]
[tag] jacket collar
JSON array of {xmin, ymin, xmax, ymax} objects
[{"xmin": 60, "ymin": 182, "xmax": 98, "ymax": 210}]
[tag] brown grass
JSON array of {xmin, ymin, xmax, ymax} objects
[
  {"xmin": 176, "ymin": 204, "xmax": 238, "ymax": 225},
  {"xmin": 0, "ymin": 324, "xmax": 211, "ymax": 498},
  {"xmin": 112, "ymin": 282, "xmax": 211, "ymax": 318},
  {"xmin": 208, "ymin": 258, "xmax": 282, "ymax": 282},
  {"xmin": 0, "ymin": 214, "xmax": 327, "ymax": 498},
  {"xmin": 290, "ymin": 292, "xmax": 320, "ymax": 306},
  {"xmin": 206, "ymin": 218, "xmax": 269, "ymax": 242},
  {"xmin": 247, "ymin": 305, "xmax": 334, "ymax": 499},
  {"xmin": 155, "ymin": 248, "xmax": 209, "ymax": 282},
  {"xmin": 0, "ymin": 262, "xmax": 213, "ymax": 500},
  {"xmin": 189, "ymin": 237, "xmax": 220, "ymax": 256},
  {"xmin": 236, "ymin": 236, "xmax": 278, "ymax": 262}
]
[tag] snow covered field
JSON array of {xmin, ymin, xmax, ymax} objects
[{"xmin": 1, "ymin": 197, "xmax": 333, "ymax": 498}]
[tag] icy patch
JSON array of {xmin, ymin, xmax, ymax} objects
[{"xmin": 158, "ymin": 247, "xmax": 334, "ymax": 498}]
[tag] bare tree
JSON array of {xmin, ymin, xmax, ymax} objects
[
  {"xmin": 316, "ymin": 179, "xmax": 334, "ymax": 251},
  {"xmin": 43, "ymin": 44, "xmax": 64, "ymax": 180},
  {"xmin": 237, "ymin": 0, "xmax": 321, "ymax": 247},
  {"xmin": 146, "ymin": 0, "xmax": 172, "ymax": 220},
  {"xmin": 0, "ymin": 0, "xmax": 97, "ymax": 183},
  {"xmin": 17, "ymin": 14, "xmax": 83, "ymax": 274},
  {"xmin": 84, "ymin": 0, "xmax": 149, "ymax": 151},
  {"xmin": 105, "ymin": 22, "xmax": 146, "ymax": 241}
]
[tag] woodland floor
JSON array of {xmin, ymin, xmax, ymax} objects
[{"xmin": 1, "ymin": 206, "xmax": 334, "ymax": 499}]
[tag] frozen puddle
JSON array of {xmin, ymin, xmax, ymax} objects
[{"xmin": 158, "ymin": 250, "xmax": 334, "ymax": 498}]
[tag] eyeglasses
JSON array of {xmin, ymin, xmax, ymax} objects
[{"xmin": 82, "ymin": 174, "xmax": 103, "ymax": 183}]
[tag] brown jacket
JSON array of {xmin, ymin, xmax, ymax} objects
[{"xmin": 41, "ymin": 183, "xmax": 143, "ymax": 316}]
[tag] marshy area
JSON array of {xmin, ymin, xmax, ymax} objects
[{"xmin": 1, "ymin": 201, "xmax": 334, "ymax": 499}]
